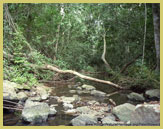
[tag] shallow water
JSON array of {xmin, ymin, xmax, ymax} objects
[{"xmin": 3, "ymin": 82, "xmax": 133, "ymax": 126}]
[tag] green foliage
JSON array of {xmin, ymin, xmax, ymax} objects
[
  {"xmin": 126, "ymin": 59, "xmax": 160, "ymax": 89},
  {"xmin": 3, "ymin": 3, "xmax": 159, "ymax": 90}
]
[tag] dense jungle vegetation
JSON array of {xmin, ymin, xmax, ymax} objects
[{"xmin": 3, "ymin": 3, "xmax": 160, "ymax": 90}]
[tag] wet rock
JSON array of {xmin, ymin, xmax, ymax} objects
[
  {"xmin": 36, "ymin": 86, "xmax": 51, "ymax": 100},
  {"xmin": 87, "ymin": 100, "xmax": 100, "ymax": 105},
  {"xmin": 17, "ymin": 92, "xmax": 28, "ymax": 101},
  {"xmin": 71, "ymin": 114, "xmax": 97, "ymax": 126},
  {"xmin": 76, "ymin": 90, "xmax": 83, "ymax": 94},
  {"xmin": 76, "ymin": 87, "xmax": 82, "ymax": 90},
  {"xmin": 69, "ymin": 90, "xmax": 76, "ymax": 94},
  {"xmin": 4, "ymin": 80, "xmax": 31, "ymax": 91},
  {"xmin": 15, "ymin": 84, "xmax": 31, "ymax": 90},
  {"xmin": 22, "ymin": 100, "xmax": 50, "ymax": 123},
  {"xmin": 103, "ymin": 114, "xmax": 116, "ymax": 121},
  {"xmin": 82, "ymin": 90, "xmax": 91, "ymax": 94},
  {"xmin": 76, "ymin": 105, "xmax": 108, "ymax": 117},
  {"xmin": 91, "ymin": 90, "xmax": 106, "ymax": 97},
  {"xmin": 145, "ymin": 89, "xmax": 160, "ymax": 99},
  {"xmin": 68, "ymin": 85, "xmax": 73, "ymax": 88},
  {"xmin": 82, "ymin": 84, "xmax": 96, "ymax": 91},
  {"xmin": 64, "ymin": 109, "xmax": 77, "ymax": 115},
  {"xmin": 60, "ymin": 96, "xmax": 76, "ymax": 103},
  {"xmin": 112, "ymin": 103, "xmax": 135, "ymax": 122},
  {"xmin": 49, "ymin": 105, "xmax": 57, "ymax": 116},
  {"xmin": 102, "ymin": 117, "xmax": 118, "ymax": 125},
  {"xmin": 63, "ymin": 103, "xmax": 74, "ymax": 110},
  {"xmin": 73, "ymin": 95, "xmax": 81, "ymax": 101},
  {"xmin": 3, "ymin": 80, "xmax": 18, "ymax": 100},
  {"xmin": 130, "ymin": 103, "xmax": 160, "ymax": 125},
  {"xmin": 28, "ymin": 96, "xmax": 42, "ymax": 101},
  {"xmin": 127, "ymin": 92, "xmax": 145, "ymax": 101}
]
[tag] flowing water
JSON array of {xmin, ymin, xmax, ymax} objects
[{"xmin": 3, "ymin": 81, "xmax": 133, "ymax": 126}]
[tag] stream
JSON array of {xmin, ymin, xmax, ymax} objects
[{"xmin": 3, "ymin": 81, "xmax": 135, "ymax": 126}]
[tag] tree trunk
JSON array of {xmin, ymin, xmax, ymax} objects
[
  {"xmin": 152, "ymin": 4, "xmax": 160, "ymax": 72},
  {"xmin": 101, "ymin": 31, "xmax": 112, "ymax": 70},
  {"xmin": 142, "ymin": 3, "xmax": 147, "ymax": 64}
]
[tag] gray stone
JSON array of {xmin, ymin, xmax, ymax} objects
[
  {"xmin": 103, "ymin": 114, "xmax": 116, "ymax": 121},
  {"xmin": 36, "ymin": 86, "xmax": 51, "ymax": 100},
  {"xmin": 22, "ymin": 100, "xmax": 50, "ymax": 123},
  {"xmin": 68, "ymin": 85, "xmax": 73, "ymax": 88},
  {"xmin": 87, "ymin": 100, "xmax": 100, "ymax": 105},
  {"xmin": 63, "ymin": 103, "xmax": 74, "ymax": 110},
  {"xmin": 112, "ymin": 103, "xmax": 135, "ymax": 122},
  {"xmin": 60, "ymin": 96, "xmax": 76, "ymax": 103},
  {"xmin": 28, "ymin": 96, "xmax": 42, "ymax": 101},
  {"xmin": 64, "ymin": 109, "xmax": 77, "ymax": 115},
  {"xmin": 76, "ymin": 106, "xmax": 108, "ymax": 117},
  {"xmin": 69, "ymin": 90, "xmax": 76, "ymax": 94},
  {"xmin": 3, "ymin": 80, "xmax": 31, "ymax": 91},
  {"xmin": 127, "ymin": 92, "xmax": 145, "ymax": 101},
  {"xmin": 82, "ymin": 90, "xmax": 91, "ymax": 94},
  {"xmin": 49, "ymin": 105, "xmax": 57, "ymax": 116},
  {"xmin": 91, "ymin": 90, "xmax": 106, "ymax": 97},
  {"xmin": 102, "ymin": 117, "xmax": 118, "ymax": 125},
  {"xmin": 76, "ymin": 87, "xmax": 82, "ymax": 90},
  {"xmin": 73, "ymin": 95, "xmax": 81, "ymax": 101},
  {"xmin": 145, "ymin": 89, "xmax": 160, "ymax": 99},
  {"xmin": 130, "ymin": 103, "xmax": 160, "ymax": 125},
  {"xmin": 3, "ymin": 80, "xmax": 18, "ymax": 100},
  {"xmin": 71, "ymin": 114, "xmax": 97, "ymax": 126},
  {"xmin": 82, "ymin": 84, "xmax": 96, "ymax": 91},
  {"xmin": 17, "ymin": 92, "xmax": 28, "ymax": 101},
  {"xmin": 76, "ymin": 90, "xmax": 83, "ymax": 94}
]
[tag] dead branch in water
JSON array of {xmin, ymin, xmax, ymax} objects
[{"xmin": 3, "ymin": 106, "xmax": 23, "ymax": 111}]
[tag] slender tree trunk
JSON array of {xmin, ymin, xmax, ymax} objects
[
  {"xmin": 152, "ymin": 4, "xmax": 160, "ymax": 72},
  {"xmin": 101, "ymin": 31, "xmax": 112, "ymax": 70},
  {"xmin": 55, "ymin": 5, "xmax": 65, "ymax": 56},
  {"xmin": 142, "ymin": 3, "xmax": 147, "ymax": 64}
]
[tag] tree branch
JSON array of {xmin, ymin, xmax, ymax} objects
[{"xmin": 120, "ymin": 54, "xmax": 142, "ymax": 73}]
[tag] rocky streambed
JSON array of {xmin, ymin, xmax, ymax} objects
[{"xmin": 3, "ymin": 80, "xmax": 160, "ymax": 126}]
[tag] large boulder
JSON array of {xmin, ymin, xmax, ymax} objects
[
  {"xmin": 82, "ymin": 84, "xmax": 96, "ymax": 91},
  {"xmin": 127, "ymin": 92, "xmax": 145, "ymax": 101},
  {"xmin": 91, "ymin": 90, "xmax": 106, "ymax": 97},
  {"xmin": 112, "ymin": 103, "xmax": 135, "ymax": 122},
  {"xmin": 145, "ymin": 89, "xmax": 160, "ymax": 99},
  {"xmin": 3, "ymin": 80, "xmax": 18, "ymax": 100},
  {"xmin": 71, "ymin": 114, "xmax": 97, "ymax": 126},
  {"xmin": 22, "ymin": 100, "xmax": 50, "ymax": 123},
  {"xmin": 130, "ymin": 103, "xmax": 160, "ymax": 125}
]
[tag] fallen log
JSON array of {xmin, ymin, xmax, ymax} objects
[
  {"xmin": 25, "ymin": 64, "xmax": 126, "ymax": 89},
  {"xmin": 45, "ymin": 65, "xmax": 125, "ymax": 90}
]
